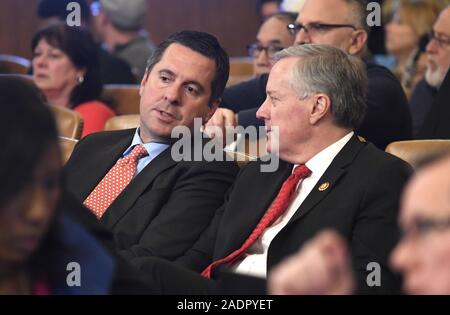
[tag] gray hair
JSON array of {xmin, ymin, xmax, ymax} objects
[{"xmin": 273, "ymin": 44, "xmax": 367, "ymax": 129}]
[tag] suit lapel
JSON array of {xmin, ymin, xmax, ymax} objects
[
  {"xmin": 287, "ymin": 135, "xmax": 365, "ymax": 225},
  {"xmin": 220, "ymin": 161, "xmax": 292, "ymax": 256},
  {"xmin": 100, "ymin": 146, "xmax": 175, "ymax": 228}
]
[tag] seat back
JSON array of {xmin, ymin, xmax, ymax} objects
[
  {"xmin": 0, "ymin": 55, "xmax": 31, "ymax": 74},
  {"xmin": 227, "ymin": 57, "xmax": 254, "ymax": 87},
  {"xmin": 386, "ymin": 140, "xmax": 450, "ymax": 168},
  {"xmin": 49, "ymin": 105, "xmax": 84, "ymax": 139},
  {"xmin": 102, "ymin": 84, "xmax": 140, "ymax": 115},
  {"xmin": 104, "ymin": 115, "xmax": 140, "ymax": 131},
  {"xmin": 59, "ymin": 136, "xmax": 78, "ymax": 164}
]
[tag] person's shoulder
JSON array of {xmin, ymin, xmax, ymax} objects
[
  {"xmin": 358, "ymin": 141, "xmax": 412, "ymax": 174},
  {"xmin": 366, "ymin": 61, "xmax": 400, "ymax": 86},
  {"xmin": 78, "ymin": 128, "xmax": 135, "ymax": 147}
]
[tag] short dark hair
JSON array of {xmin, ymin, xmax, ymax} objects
[
  {"xmin": 0, "ymin": 76, "xmax": 59, "ymax": 204},
  {"xmin": 31, "ymin": 24, "xmax": 102, "ymax": 108},
  {"xmin": 145, "ymin": 30, "xmax": 229, "ymax": 105}
]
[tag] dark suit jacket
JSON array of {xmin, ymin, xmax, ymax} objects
[
  {"xmin": 64, "ymin": 129, "xmax": 239, "ymax": 264},
  {"xmin": 159, "ymin": 135, "xmax": 411, "ymax": 294}
]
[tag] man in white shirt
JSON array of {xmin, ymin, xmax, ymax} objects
[{"xmin": 135, "ymin": 44, "xmax": 412, "ymax": 295}]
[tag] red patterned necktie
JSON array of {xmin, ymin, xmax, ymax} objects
[
  {"xmin": 83, "ymin": 144, "xmax": 148, "ymax": 219},
  {"xmin": 201, "ymin": 164, "xmax": 312, "ymax": 278}
]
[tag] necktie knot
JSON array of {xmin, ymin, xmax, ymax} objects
[
  {"xmin": 292, "ymin": 164, "xmax": 312, "ymax": 180},
  {"xmin": 119, "ymin": 144, "xmax": 148, "ymax": 165}
]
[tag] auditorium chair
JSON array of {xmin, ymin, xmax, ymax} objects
[
  {"xmin": 104, "ymin": 114, "xmax": 140, "ymax": 131},
  {"xmin": 59, "ymin": 136, "xmax": 78, "ymax": 164},
  {"xmin": 102, "ymin": 84, "xmax": 140, "ymax": 115},
  {"xmin": 49, "ymin": 105, "xmax": 84, "ymax": 139},
  {"xmin": 0, "ymin": 55, "xmax": 31, "ymax": 75},
  {"xmin": 386, "ymin": 140, "xmax": 450, "ymax": 168}
]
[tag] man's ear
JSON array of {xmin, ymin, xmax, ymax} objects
[
  {"xmin": 204, "ymin": 98, "xmax": 221, "ymax": 123},
  {"xmin": 348, "ymin": 30, "xmax": 368, "ymax": 56},
  {"xmin": 310, "ymin": 94, "xmax": 330, "ymax": 125}
]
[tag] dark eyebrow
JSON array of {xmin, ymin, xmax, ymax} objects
[
  {"xmin": 158, "ymin": 69, "xmax": 175, "ymax": 77},
  {"xmin": 158, "ymin": 69, "xmax": 205, "ymax": 94}
]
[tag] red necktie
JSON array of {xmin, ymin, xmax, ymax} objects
[
  {"xmin": 201, "ymin": 164, "xmax": 312, "ymax": 278},
  {"xmin": 83, "ymin": 144, "xmax": 148, "ymax": 219}
]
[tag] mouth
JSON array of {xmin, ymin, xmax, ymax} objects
[
  {"xmin": 153, "ymin": 109, "xmax": 179, "ymax": 123},
  {"xmin": 34, "ymin": 73, "xmax": 48, "ymax": 79}
]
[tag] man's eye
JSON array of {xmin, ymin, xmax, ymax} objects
[
  {"xmin": 186, "ymin": 85, "xmax": 199, "ymax": 95},
  {"xmin": 160, "ymin": 75, "xmax": 170, "ymax": 82}
]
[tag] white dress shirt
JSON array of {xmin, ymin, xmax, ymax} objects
[{"xmin": 232, "ymin": 132, "xmax": 354, "ymax": 278}]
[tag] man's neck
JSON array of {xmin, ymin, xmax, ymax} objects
[{"xmin": 285, "ymin": 127, "xmax": 353, "ymax": 165}]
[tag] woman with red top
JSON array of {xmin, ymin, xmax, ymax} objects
[{"xmin": 32, "ymin": 24, "xmax": 115, "ymax": 138}]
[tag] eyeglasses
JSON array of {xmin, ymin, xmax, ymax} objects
[
  {"xmin": 287, "ymin": 22, "xmax": 356, "ymax": 36},
  {"xmin": 247, "ymin": 43, "xmax": 285, "ymax": 58},
  {"xmin": 428, "ymin": 31, "xmax": 450, "ymax": 49},
  {"xmin": 402, "ymin": 216, "xmax": 450, "ymax": 240}
]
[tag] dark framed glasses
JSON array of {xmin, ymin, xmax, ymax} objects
[
  {"xmin": 287, "ymin": 22, "xmax": 356, "ymax": 36},
  {"xmin": 247, "ymin": 43, "xmax": 285, "ymax": 58},
  {"xmin": 428, "ymin": 31, "xmax": 450, "ymax": 48}
]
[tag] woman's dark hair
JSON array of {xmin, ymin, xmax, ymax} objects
[
  {"xmin": 0, "ymin": 75, "xmax": 63, "ymax": 287},
  {"xmin": 0, "ymin": 76, "xmax": 60, "ymax": 204},
  {"xmin": 31, "ymin": 24, "xmax": 102, "ymax": 108}
]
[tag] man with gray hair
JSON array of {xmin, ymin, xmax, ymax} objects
[
  {"xmin": 410, "ymin": 6, "xmax": 450, "ymax": 137},
  {"xmin": 210, "ymin": 0, "xmax": 412, "ymax": 150},
  {"xmin": 91, "ymin": 0, "xmax": 156, "ymax": 80},
  {"xmin": 134, "ymin": 44, "xmax": 411, "ymax": 295}
]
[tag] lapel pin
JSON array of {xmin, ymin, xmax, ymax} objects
[{"xmin": 318, "ymin": 182, "xmax": 330, "ymax": 192}]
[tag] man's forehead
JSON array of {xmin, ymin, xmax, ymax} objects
[
  {"xmin": 402, "ymin": 163, "xmax": 450, "ymax": 223},
  {"xmin": 154, "ymin": 43, "xmax": 216, "ymax": 82},
  {"xmin": 298, "ymin": 0, "xmax": 351, "ymax": 23},
  {"xmin": 434, "ymin": 9, "xmax": 450, "ymax": 36}
]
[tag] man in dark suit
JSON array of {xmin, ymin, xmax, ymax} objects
[
  {"xmin": 207, "ymin": 0, "xmax": 412, "ymax": 150},
  {"xmin": 134, "ymin": 44, "xmax": 412, "ymax": 295},
  {"xmin": 64, "ymin": 31, "xmax": 239, "ymax": 265}
]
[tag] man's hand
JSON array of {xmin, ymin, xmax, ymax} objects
[
  {"xmin": 268, "ymin": 230, "xmax": 355, "ymax": 295},
  {"xmin": 203, "ymin": 108, "xmax": 238, "ymax": 146}
]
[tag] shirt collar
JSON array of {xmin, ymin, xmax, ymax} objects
[{"xmin": 122, "ymin": 128, "xmax": 170, "ymax": 158}]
